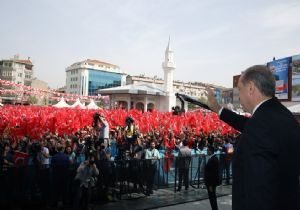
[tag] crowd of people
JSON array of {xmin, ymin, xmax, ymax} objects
[
  {"xmin": 0, "ymin": 113, "xmax": 238, "ymax": 166},
  {"xmin": 0, "ymin": 111, "xmax": 237, "ymax": 209},
  {"xmin": 1, "ymin": 63, "xmax": 299, "ymax": 210}
]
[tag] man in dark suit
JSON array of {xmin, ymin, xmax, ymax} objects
[
  {"xmin": 204, "ymin": 146, "xmax": 220, "ymax": 210},
  {"xmin": 207, "ymin": 65, "xmax": 300, "ymax": 210}
]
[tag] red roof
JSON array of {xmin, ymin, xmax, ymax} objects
[{"xmin": 16, "ymin": 60, "xmax": 33, "ymax": 66}]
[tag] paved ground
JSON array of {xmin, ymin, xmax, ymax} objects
[
  {"xmin": 94, "ymin": 184, "xmax": 232, "ymax": 210},
  {"xmin": 153, "ymin": 195, "xmax": 232, "ymax": 210}
]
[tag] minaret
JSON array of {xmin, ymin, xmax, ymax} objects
[
  {"xmin": 161, "ymin": 37, "xmax": 176, "ymax": 111},
  {"xmin": 162, "ymin": 37, "xmax": 176, "ymax": 93}
]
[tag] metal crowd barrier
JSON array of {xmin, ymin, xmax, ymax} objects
[{"xmin": 0, "ymin": 153, "xmax": 232, "ymax": 208}]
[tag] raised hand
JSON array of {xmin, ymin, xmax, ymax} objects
[{"xmin": 206, "ymin": 88, "xmax": 222, "ymax": 113}]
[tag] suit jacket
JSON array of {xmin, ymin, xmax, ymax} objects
[
  {"xmin": 177, "ymin": 146, "xmax": 192, "ymax": 169},
  {"xmin": 178, "ymin": 145, "xmax": 192, "ymax": 157},
  {"xmin": 204, "ymin": 154, "xmax": 220, "ymax": 187},
  {"xmin": 220, "ymin": 97, "xmax": 300, "ymax": 210}
]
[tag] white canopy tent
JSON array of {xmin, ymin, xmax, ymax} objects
[
  {"xmin": 53, "ymin": 97, "xmax": 70, "ymax": 108},
  {"xmin": 288, "ymin": 104, "xmax": 300, "ymax": 113},
  {"xmin": 71, "ymin": 98, "xmax": 85, "ymax": 109},
  {"xmin": 86, "ymin": 99, "xmax": 100, "ymax": 109}
]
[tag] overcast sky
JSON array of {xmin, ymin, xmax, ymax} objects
[{"xmin": 1, "ymin": 0, "xmax": 300, "ymax": 88}]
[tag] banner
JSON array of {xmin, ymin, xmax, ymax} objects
[
  {"xmin": 291, "ymin": 55, "xmax": 300, "ymax": 101},
  {"xmin": 267, "ymin": 57, "xmax": 291, "ymax": 100},
  {"xmin": 0, "ymin": 79, "xmax": 106, "ymax": 102}
]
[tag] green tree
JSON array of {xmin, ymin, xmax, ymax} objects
[{"xmin": 28, "ymin": 96, "xmax": 38, "ymax": 105}]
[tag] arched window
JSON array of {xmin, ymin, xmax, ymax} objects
[
  {"xmin": 135, "ymin": 102, "xmax": 144, "ymax": 112},
  {"xmin": 147, "ymin": 103, "xmax": 155, "ymax": 112}
]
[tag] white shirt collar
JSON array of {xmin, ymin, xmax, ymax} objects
[
  {"xmin": 252, "ymin": 98, "xmax": 271, "ymax": 114},
  {"xmin": 218, "ymin": 98, "xmax": 271, "ymax": 116}
]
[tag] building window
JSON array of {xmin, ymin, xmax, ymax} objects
[{"xmin": 88, "ymin": 69, "xmax": 122, "ymax": 96}]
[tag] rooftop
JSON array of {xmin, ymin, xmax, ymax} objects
[
  {"xmin": 71, "ymin": 59, "xmax": 119, "ymax": 69},
  {"xmin": 15, "ymin": 59, "xmax": 33, "ymax": 66},
  {"xmin": 0, "ymin": 59, "xmax": 33, "ymax": 66},
  {"xmin": 99, "ymin": 84, "xmax": 166, "ymax": 96}
]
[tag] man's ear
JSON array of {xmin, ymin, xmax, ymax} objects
[{"xmin": 248, "ymin": 81, "xmax": 255, "ymax": 96}]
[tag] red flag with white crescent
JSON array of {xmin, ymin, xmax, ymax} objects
[{"xmin": 14, "ymin": 151, "xmax": 29, "ymax": 167}]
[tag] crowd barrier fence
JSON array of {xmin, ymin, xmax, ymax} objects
[{"xmin": 0, "ymin": 153, "xmax": 232, "ymax": 208}]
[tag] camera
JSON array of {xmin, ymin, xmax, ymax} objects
[
  {"xmin": 88, "ymin": 148, "xmax": 95, "ymax": 156},
  {"xmin": 125, "ymin": 116, "xmax": 134, "ymax": 124},
  {"xmin": 85, "ymin": 137, "xmax": 94, "ymax": 148},
  {"xmin": 94, "ymin": 112, "xmax": 104, "ymax": 121},
  {"xmin": 93, "ymin": 113, "xmax": 101, "ymax": 126},
  {"xmin": 172, "ymin": 105, "xmax": 182, "ymax": 115},
  {"xmin": 93, "ymin": 112, "xmax": 101, "ymax": 121}
]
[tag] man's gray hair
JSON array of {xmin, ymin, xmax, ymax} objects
[{"xmin": 241, "ymin": 65, "xmax": 275, "ymax": 97}]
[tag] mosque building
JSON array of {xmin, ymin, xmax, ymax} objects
[
  {"xmin": 66, "ymin": 38, "xmax": 225, "ymax": 112},
  {"xmin": 99, "ymin": 38, "xmax": 216, "ymax": 112}
]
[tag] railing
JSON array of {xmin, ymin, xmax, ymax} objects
[{"xmin": 0, "ymin": 153, "xmax": 232, "ymax": 208}]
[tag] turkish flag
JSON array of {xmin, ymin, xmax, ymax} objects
[
  {"xmin": 163, "ymin": 151, "xmax": 174, "ymax": 172},
  {"xmin": 14, "ymin": 151, "xmax": 29, "ymax": 167}
]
